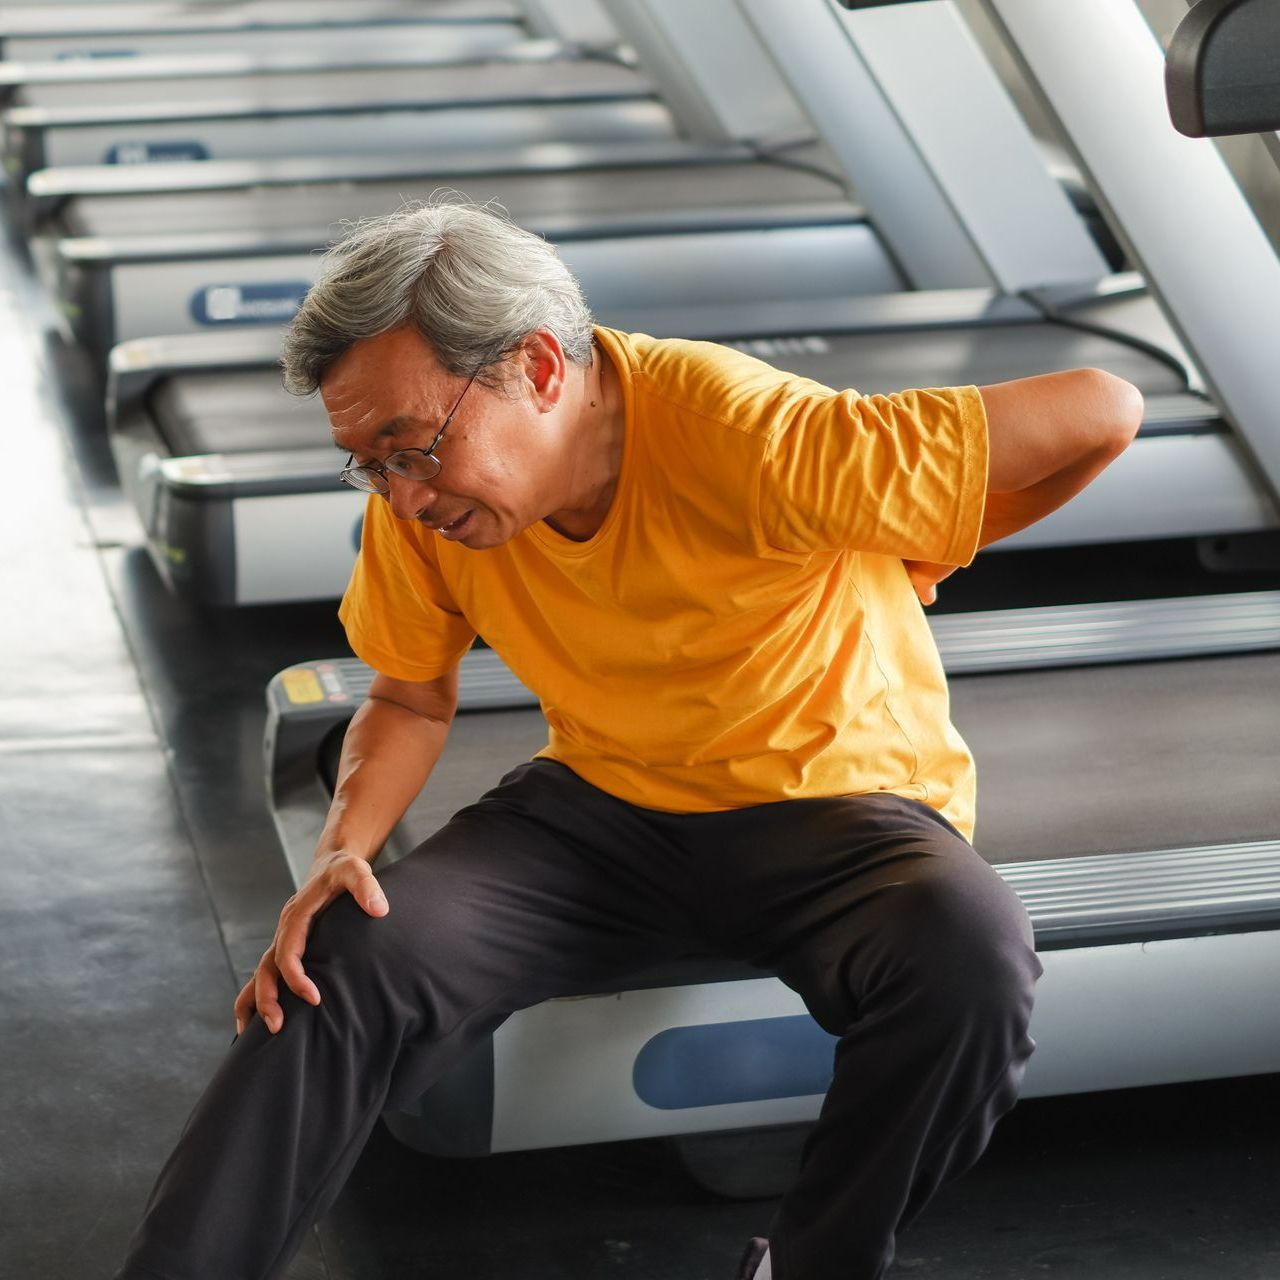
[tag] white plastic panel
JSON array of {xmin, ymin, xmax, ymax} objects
[
  {"xmin": 492, "ymin": 977, "xmax": 818, "ymax": 1151},
  {"xmin": 1022, "ymin": 930, "xmax": 1280, "ymax": 1097},
  {"xmin": 1000, "ymin": 430, "xmax": 1278, "ymax": 548},
  {"xmin": 232, "ymin": 490, "xmax": 363, "ymax": 605},
  {"xmin": 487, "ymin": 927, "xmax": 1280, "ymax": 1150},
  {"xmin": 112, "ymin": 255, "xmax": 321, "ymax": 344}
]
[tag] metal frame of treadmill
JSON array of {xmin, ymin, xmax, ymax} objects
[{"xmin": 735, "ymin": 0, "xmax": 1112, "ymax": 292}]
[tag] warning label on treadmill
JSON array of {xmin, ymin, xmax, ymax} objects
[
  {"xmin": 724, "ymin": 335, "xmax": 830, "ymax": 359},
  {"xmin": 280, "ymin": 669, "xmax": 325, "ymax": 706},
  {"xmin": 190, "ymin": 283, "xmax": 310, "ymax": 326}
]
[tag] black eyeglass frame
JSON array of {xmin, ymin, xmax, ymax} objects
[{"xmin": 339, "ymin": 374, "xmax": 477, "ymax": 495}]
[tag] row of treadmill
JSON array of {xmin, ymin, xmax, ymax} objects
[{"xmin": 14, "ymin": 0, "xmax": 1280, "ymax": 1163}]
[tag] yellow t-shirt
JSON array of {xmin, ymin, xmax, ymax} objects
[{"xmin": 339, "ymin": 327, "xmax": 989, "ymax": 839}]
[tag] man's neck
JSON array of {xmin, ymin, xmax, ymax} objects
[{"xmin": 544, "ymin": 344, "xmax": 625, "ymax": 542}]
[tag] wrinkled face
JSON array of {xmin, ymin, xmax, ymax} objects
[{"xmin": 323, "ymin": 327, "xmax": 563, "ymax": 550}]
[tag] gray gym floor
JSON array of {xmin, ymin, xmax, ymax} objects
[{"xmin": 2, "ymin": 198, "xmax": 1279, "ymax": 1280}]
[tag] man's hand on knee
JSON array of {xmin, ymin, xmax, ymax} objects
[{"xmin": 234, "ymin": 852, "xmax": 389, "ymax": 1035}]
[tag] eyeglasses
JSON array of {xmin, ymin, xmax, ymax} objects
[{"xmin": 339, "ymin": 374, "xmax": 477, "ymax": 495}]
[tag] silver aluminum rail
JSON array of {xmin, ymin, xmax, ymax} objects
[
  {"xmin": 0, "ymin": 38, "xmax": 612, "ymax": 91},
  {"xmin": 27, "ymin": 135, "xmax": 759, "ymax": 204},
  {"xmin": 318, "ymin": 594, "xmax": 1280, "ymax": 706},
  {"xmin": 1002, "ymin": 840, "xmax": 1280, "ymax": 945},
  {"xmin": 931, "ymin": 590, "xmax": 1280, "ymax": 672}
]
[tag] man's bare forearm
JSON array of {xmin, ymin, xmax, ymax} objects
[
  {"xmin": 315, "ymin": 694, "xmax": 453, "ymax": 865},
  {"xmin": 977, "ymin": 439, "xmax": 1123, "ymax": 550}
]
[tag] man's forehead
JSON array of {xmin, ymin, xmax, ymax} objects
[
  {"xmin": 323, "ymin": 331, "xmax": 450, "ymax": 445},
  {"xmin": 329, "ymin": 414, "xmax": 411, "ymax": 451},
  {"xmin": 325, "ymin": 326, "xmax": 441, "ymax": 384}
]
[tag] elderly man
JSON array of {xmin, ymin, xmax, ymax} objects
[{"xmin": 115, "ymin": 199, "xmax": 1142, "ymax": 1280}]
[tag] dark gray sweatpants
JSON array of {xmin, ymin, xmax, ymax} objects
[{"xmin": 116, "ymin": 760, "xmax": 1042, "ymax": 1280}]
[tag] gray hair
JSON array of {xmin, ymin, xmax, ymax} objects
[{"xmin": 281, "ymin": 196, "xmax": 595, "ymax": 395}]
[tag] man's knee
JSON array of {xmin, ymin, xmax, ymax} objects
[
  {"xmin": 885, "ymin": 856, "xmax": 1042, "ymax": 1027},
  {"xmin": 302, "ymin": 861, "xmax": 518, "ymax": 1022}
]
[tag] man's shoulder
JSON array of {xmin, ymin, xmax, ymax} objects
[{"xmin": 604, "ymin": 328, "xmax": 822, "ymax": 442}]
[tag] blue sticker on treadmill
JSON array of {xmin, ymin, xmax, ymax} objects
[
  {"xmin": 190, "ymin": 283, "xmax": 310, "ymax": 326},
  {"xmin": 56, "ymin": 50, "xmax": 141, "ymax": 60},
  {"xmin": 632, "ymin": 1015, "xmax": 836, "ymax": 1110},
  {"xmin": 104, "ymin": 140, "xmax": 211, "ymax": 164}
]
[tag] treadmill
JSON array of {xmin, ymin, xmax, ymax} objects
[
  {"xmin": 0, "ymin": 1, "xmax": 524, "ymax": 62},
  {"xmin": 105, "ymin": 282, "xmax": 1274, "ymax": 606},
  {"xmin": 43, "ymin": 140, "xmax": 898, "ymax": 360},
  {"xmin": 0, "ymin": 49, "xmax": 675, "ymax": 177},
  {"xmin": 262, "ymin": 592, "xmax": 1280, "ymax": 1157}
]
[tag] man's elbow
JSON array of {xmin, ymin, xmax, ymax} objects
[{"xmin": 1083, "ymin": 367, "xmax": 1143, "ymax": 458}]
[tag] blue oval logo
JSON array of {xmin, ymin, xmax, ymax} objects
[
  {"xmin": 189, "ymin": 282, "xmax": 310, "ymax": 326},
  {"xmin": 633, "ymin": 1015, "xmax": 836, "ymax": 1110},
  {"xmin": 104, "ymin": 140, "xmax": 211, "ymax": 164},
  {"xmin": 57, "ymin": 49, "xmax": 141, "ymax": 61}
]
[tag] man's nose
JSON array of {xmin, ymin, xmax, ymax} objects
[{"xmin": 385, "ymin": 471, "xmax": 435, "ymax": 521}]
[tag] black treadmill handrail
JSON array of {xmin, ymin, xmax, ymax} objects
[{"xmin": 1166, "ymin": 0, "xmax": 1280, "ymax": 136}]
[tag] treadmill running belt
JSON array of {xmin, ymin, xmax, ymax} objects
[
  {"xmin": 955, "ymin": 649, "xmax": 1280, "ymax": 862},
  {"xmin": 718, "ymin": 300, "xmax": 1188, "ymax": 398},
  {"xmin": 369, "ymin": 651, "xmax": 1280, "ymax": 874},
  {"xmin": 151, "ymin": 369, "xmax": 322, "ymax": 456}
]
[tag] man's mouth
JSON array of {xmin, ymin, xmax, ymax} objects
[{"xmin": 427, "ymin": 510, "xmax": 473, "ymax": 540}]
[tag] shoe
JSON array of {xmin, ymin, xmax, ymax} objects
[{"xmin": 735, "ymin": 1237, "xmax": 770, "ymax": 1280}]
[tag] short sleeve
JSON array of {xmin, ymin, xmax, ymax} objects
[
  {"xmin": 759, "ymin": 384, "xmax": 989, "ymax": 563},
  {"xmin": 337, "ymin": 496, "xmax": 476, "ymax": 681}
]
